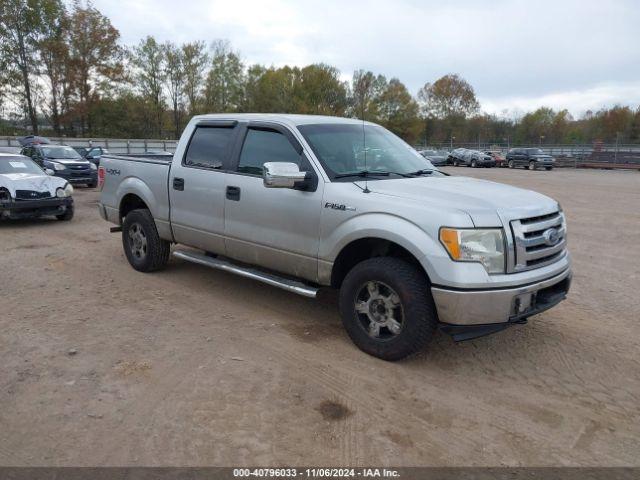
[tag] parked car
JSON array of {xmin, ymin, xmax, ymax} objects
[
  {"xmin": 20, "ymin": 144, "xmax": 98, "ymax": 187},
  {"xmin": 0, "ymin": 153, "xmax": 74, "ymax": 220},
  {"xmin": 448, "ymin": 148, "xmax": 468, "ymax": 166},
  {"xmin": 73, "ymin": 146, "xmax": 110, "ymax": 166},
  {"xmin": 418, "ymin": 149, "xmax": 448, "ymax": 166},
  {"xmin": 98, "ymin": 114, "xmax": 571, "ymax": 361},
  {"xmin": 485, "ymin": 151, "xmax": 507, "ymax": 167},
  {"xmin": 18, "ymin": 135, "xmax": 51, "ymax": 146},
  {"xmin": 506, "ymin": 148, "xmax": 555, "ymax": 170},
  {"xmin": 0, "ymin": 146, "xmax": 22, "ymax": 154},
  {"xmin": 462, "ymin": 150, "xmax": 496, "ymax": 168}
]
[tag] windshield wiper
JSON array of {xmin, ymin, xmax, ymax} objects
[
  {"xmin": 334, "ymin": 170, "xmax": 418, "ymax": 179},
  {"xmin": 407, "ymin": 169, "xmax": 436, "ymax": 176},
  {"xmin": 334, "ymin": 170, "xmax": 391, "ymax": 179}
]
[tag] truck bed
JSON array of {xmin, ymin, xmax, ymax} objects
[{"xmin": 99, "ymin": 153, "xmax": 173, "ymax": 231}]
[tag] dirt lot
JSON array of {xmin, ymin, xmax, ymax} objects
[{"xmin": 1, "ymin": 168, "xmax": 639, "ymax": 467}]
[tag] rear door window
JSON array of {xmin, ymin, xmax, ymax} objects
[{"xmin": 184, "ymin": 126, "xmax": 236, "ymax": 170}]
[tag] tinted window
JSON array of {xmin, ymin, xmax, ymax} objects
[
  {"xmin": 184, "ymin": 126, "xmax": 235, "ymax": 169},
  {"xmin": 237, "ymin": 128, "xmax": 301, "ymax": 175}
]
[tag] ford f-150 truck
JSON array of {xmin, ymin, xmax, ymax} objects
[{"xmin": 98, "ymin": 114, "xmax": 571, "ymax": 360}]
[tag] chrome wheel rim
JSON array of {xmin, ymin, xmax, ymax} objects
[
  {"xmin": 354, "ymin": 281, "xmax": 404, "ymax": 340},
  {"xmin": 128, "ymin": 222, "xmax": 148, "ymax": 260}
]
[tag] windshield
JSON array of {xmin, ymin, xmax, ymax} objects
[
  {"xmin": 0, "ymin": 157, "xmax": 45, "ymax": 175},
  {"xmin": 41, "ymin": 146, "xmax": 82, "ymax": 159},
  {"xmin": 527, "ymin": 148, "xmax": 545, "ymax": 155},
  {"xmin": 298, "ymin": 123, "xmax": 443, "ymax": 180}
]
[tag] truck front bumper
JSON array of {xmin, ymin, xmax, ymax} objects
[{"xmin": 432, "ymin": 267, "xmax": 571, "ymax": 339}]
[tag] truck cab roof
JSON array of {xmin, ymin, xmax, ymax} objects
[{"xmin": 191, "ymin": 113, "xmax": 374, "ymax": 127}]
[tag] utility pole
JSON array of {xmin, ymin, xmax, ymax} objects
[{"xmin": 615, "ymin": 131, "xmax": 620, "ymax": 163}]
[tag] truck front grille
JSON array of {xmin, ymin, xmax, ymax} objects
[{"xmin": 510, "ymin": 211, "xmax": 566, "ymax": 271}]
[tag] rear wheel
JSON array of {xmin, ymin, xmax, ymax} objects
[
  {"xmin": 508, "ymin": 159, "xmax": 514, "ymax": 168},
  {"xmin": 529, "ymin": 161, "xmax": 536, "ymax": 170},
  {"xmin": 545, "ymin": 166, "xmax": 553, "ymax": 171},
  {"xmin": 453, "ymin": 159, "xmax": 459, "ymax": 167},
  {"xmin": 122, "ymin": 208, "xmax": 170, "ymax": 272},
  {"xmin": 339, "ymin": 257, "xmax": 438, "ymax": 361}
]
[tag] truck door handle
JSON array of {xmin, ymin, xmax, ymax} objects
[
  {"xmin": 173, "ymin": 177, "xmax": 184, "ymax": 191},
  {"xmin": 226, "ymin": 185, "xmax": 241, "ymax": 201}
]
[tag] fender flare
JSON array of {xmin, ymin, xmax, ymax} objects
[{"xmin": 320, "ymin": 213, "xmax": 444, "ymax": 284}]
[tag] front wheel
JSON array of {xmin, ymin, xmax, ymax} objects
[
  {"xmin": 339, "ymin": 257, "xmax": 438, "ymax": 361},
  {"xmin": 453, "ymin": 160, "xmax": 459, "ymax": 167},
  {"xmin": 508, "ymin": 160, "xmax": 514, "ymax": 168},
  {"xmin": 545, "ymin": 166, "xmax": 553, "ymax": 171},
  {"xmin": 122, "ymin": 208, "xmax": 170, "ymax": 272},
  {"xmin": 529, "ymin": 161, "xmax": 536, "ymax": 170},
  {"xmin": 471, "ymin": 159, "xmax": 477, "ymax": 168},
  {"xmin": 56, "ymin": 205, "xmax": 74, "ymax": 221}
]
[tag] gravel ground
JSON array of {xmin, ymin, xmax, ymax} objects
[{"xmin": 1, "ymin": 167, "xmax": 639, "ymax": 467}]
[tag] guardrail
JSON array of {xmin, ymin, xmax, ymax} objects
[{"xmin": 0, "ymin": 136, "xmax": 178, "ymax": 154}]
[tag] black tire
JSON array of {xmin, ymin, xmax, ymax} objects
[
  {"xmin": 529, "ymin": 161, "xmax": 536, "ymax": 170},
  {"xmin": 88, "ymin": 182, "xmax": 97, "ymax": 188},
  {"xmin": 122, "ymin": 208, "xmax": 170, "ymax": 272},
  {"xmin": 471, "ymin": 159, "xmax": 477, "ymax": 168},
  {"xmin": 56, "ymin": 205, "xmax": 74, "ymax": 221},
  {"xmin": 508, "ymin": 159, "xmax": 514, "ymax": 169},
  {"xmin": 339, "ymin": 257, "xmax": 438, "ymax": 361},
  {"xmin": 545, "ymin": 167, "xmax": 553, "ymax": 171},
  {"xmin": 453, "ymin": 159, "xmax": 459, "ymax": 167}
]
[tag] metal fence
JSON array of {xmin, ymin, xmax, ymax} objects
[
  {"xmin": 2, "ymin": 135, "xmax": 639, "ymax": 170},
  {"xmin": 0, "ymin": 136, "xmax": 178, "ymax": 154},
  {"xmin": 417, "ymin": 143, "xmax": 640, "ymax": 169}
]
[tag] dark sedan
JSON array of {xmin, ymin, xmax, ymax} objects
[{"xmin": 418, "ymin": 149, "xmax": 449, "ymax": 166}]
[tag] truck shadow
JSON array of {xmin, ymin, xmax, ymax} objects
[{"xmin": 165, "ymin": 257, "xmax": 569, "ymax": 372}]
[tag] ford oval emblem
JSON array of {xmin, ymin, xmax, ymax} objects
[{"xmin": 543, "ymin": 227, "xmax": 560, "ymax": 246}]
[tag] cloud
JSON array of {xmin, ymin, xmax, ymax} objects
[
  {"xmin": 93, "ymin": 0, "xmax": 640, "ymax": 114},
  {"xmin": 480, "ymin": 81, "xmax": 640, "ymax": 118}
]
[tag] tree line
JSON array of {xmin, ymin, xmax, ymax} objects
[{"xmin": 2, "ymin": 0, "xmax": 639, "ymax": 145}]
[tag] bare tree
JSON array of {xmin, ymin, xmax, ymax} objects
[
  {"xmin": 181, "ymin": 41, "xmax": 208, "ymax": 116},
  {"xmin": 163, "ymin": 41, "xmax": 186, "ymax": 138}
]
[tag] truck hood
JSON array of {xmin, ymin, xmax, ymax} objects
[
  {"xmin": 0, "ymin": 172, "xmax": 67, "ymax": 197},
  {"xmin": 359, "ymin": 176, "xmax": 559, "ymax": 226}
]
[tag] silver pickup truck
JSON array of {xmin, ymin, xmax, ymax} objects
[{"xmin": 98, "ymin": 114, "xmax": 571, "ymax": 360}]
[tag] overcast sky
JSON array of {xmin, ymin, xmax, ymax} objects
[{"xmin": 93, "ymin": 0, "xmax": 640, "ymax": 118}]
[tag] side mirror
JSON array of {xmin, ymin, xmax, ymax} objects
[
  {"xmin": 45, "ymin": 168, "xmax": 54, "ymax": 175},
  {"xmin": 263, "ymin": 162, "xmax": 307, "ymax": 189}
]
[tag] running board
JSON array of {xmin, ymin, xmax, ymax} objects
[{"xmin": 172, "ymin": 250, "xmax": 319, "ymax": 298}]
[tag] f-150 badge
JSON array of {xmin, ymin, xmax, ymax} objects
[{"xmin": 324, "ymin": 202, "xmax": 355, "ymax": 211}]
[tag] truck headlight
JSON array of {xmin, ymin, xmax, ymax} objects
[
  {"xmin": 90, "ymin": 162, "xmax": 97, "ymax": 170},
  {"xmin": 51, "ymin": 162, "xmax": 66, "ymax": 171},
  {"xmin": 439, "ymin": 228, "xmax": 505, "ymax": 274}
]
